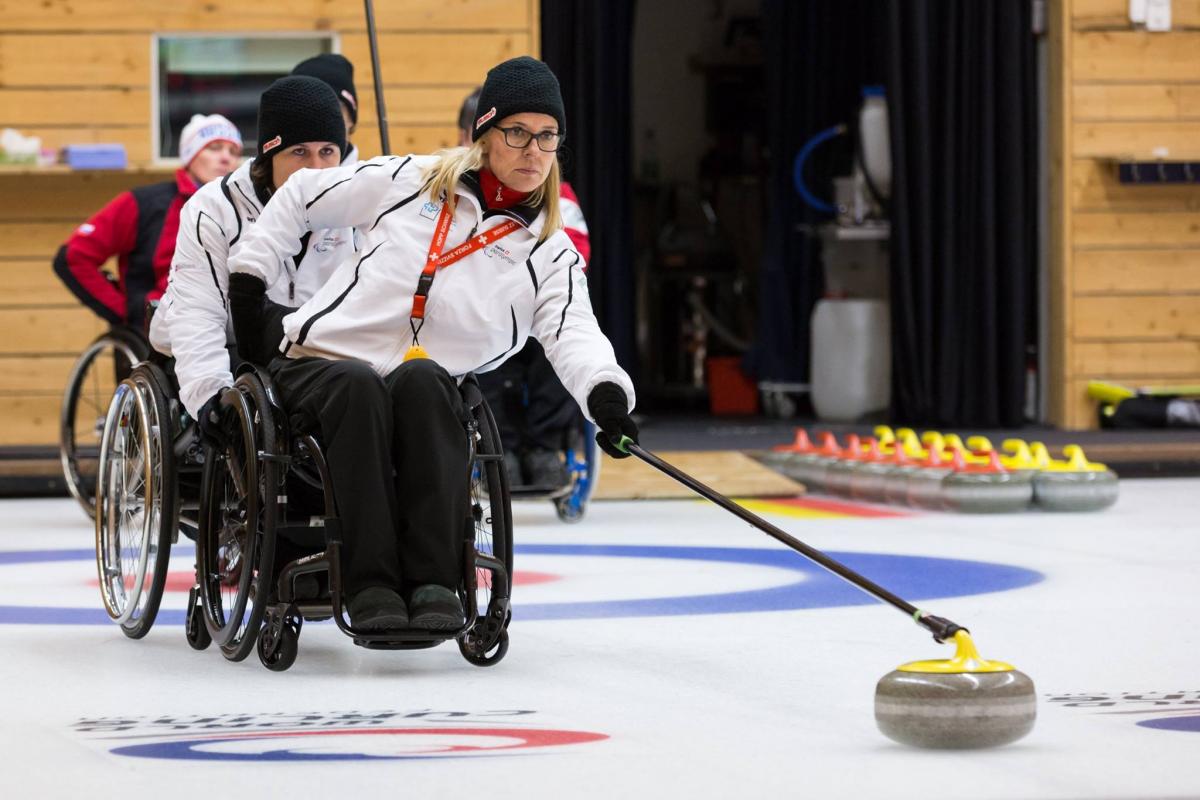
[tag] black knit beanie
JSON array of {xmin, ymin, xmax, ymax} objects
[
  {"xmin": 292, "ymin": 53, "xmax": 358, "ymax": 124},
  {"xmin": 257, "ymin": 76, "xmax": 347, "ymax": 159},
  {"xmin": 471, "ymin": 56, "xmax": 565, "ymax": 142}
]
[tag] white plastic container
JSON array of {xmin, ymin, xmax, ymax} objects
[
  {"xmin": 810, "ymin": 298, "xmax": 891, "ymax": 422},
  {"xmin": 858, "ymin": 86, "xmax": 891, "ymax": 199}
]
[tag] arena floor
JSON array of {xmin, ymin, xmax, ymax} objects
[{"xmin": 2, "ymin": 478, "xmax": 1198, "ymax": 799}]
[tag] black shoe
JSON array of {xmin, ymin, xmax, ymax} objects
[
  {"xmin": 522, "ymin": 448, "xmax": 569, "ymax": 488},
  {"xmin": 408, "ymin": 585, "xmax": 464, "ymax": 631},
  {"xmin": 347, "ymin": 586, "xmax": 408, "ymax": 630}
]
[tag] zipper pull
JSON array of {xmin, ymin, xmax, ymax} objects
[{"xmin": 289, "ymin": 281, "xmax": 295, "ymax": 302}]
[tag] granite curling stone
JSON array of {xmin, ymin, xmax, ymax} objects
[
  {"xmin": 874, "ymin": 630, "xmax": 1037, "ymax": 749},
  {"xmin": 1032, "ymin": 443, "xmax": 1119, "ymax": 512}
]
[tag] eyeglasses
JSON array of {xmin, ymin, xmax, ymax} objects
[{"xmin": 495, "ymin": 125, "xmax": 564, "ymax": 152}]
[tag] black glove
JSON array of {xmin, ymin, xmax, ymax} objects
[
  {"xmin": 228, "ymin": 272, "xmax": 267, "ymax": 365},
  {"xmin": 196, "ymin": 391, "xmax": 236, "ymax": 451},
  {"xmin": 588, "ymin": 381, "xmax": 638, "ymax": 459}
]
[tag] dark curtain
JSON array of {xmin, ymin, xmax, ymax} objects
[
  {"xmin": 886, "ymin": 1, "xmax": 1037, "ymax": 426},
  {"xmin": 746, "ymin": 0, "xmax": 886, "ymax": 388},
  {"xmin": 541, "ymin": 0, "xmax": 638, "ymax": 374}
]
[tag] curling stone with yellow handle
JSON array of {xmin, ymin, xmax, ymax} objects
[
  {"xmin": 1032, "ymin": 444, "xmax": 1119, "ymax": 512},
  {"xmin": 941, "ymin": 450, "xmax": 1034, "ymax": 514},
  {"xmin": 998, "ymin": 438, "xmax": 1043, "ymax": 479},
  {"xmin": 893, "ymin": 428, "xmax": 923, "ymax": 457},
  {"xmin": 875, "ymin": 628, "xmax": 1036, "ymax": 749}
]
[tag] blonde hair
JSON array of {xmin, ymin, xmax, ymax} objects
[{"xmin": 421, "ymin": 136, "xmax": 563, "ymax": 243}]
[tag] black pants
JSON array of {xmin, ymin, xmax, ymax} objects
[
  {"xmin": 479, "ymin": 339, "xmax": 578, "ymax": 453},
  {"xmin": 268, "ymin": 356, "xmax": 469, "ymax": 597}
]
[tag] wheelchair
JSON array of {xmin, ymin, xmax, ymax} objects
[
  {"xmin": 93, "ymin": 353, "xmax": 206, "ymax": 639},
  {"xmin": 61, "ymin": 326, "xmax": 151, "ymax": 519},
  {"xmin": 184, "ymin": 366, "xmax": 513, "ymax": 672},
  {"xmin": 506, "ymin": 416, "xmax": 601, "ymax": 523}
]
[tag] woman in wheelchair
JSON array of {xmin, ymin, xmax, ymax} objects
[
  {"xmin": 227, "ymin": 57, "xmax": 639, "ymax": 631},
  {"xmin": 148, "ymin": 75, "xmax": 355, "ymax": 429}
]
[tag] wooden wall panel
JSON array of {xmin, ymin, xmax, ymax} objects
[
  {"xmin": 340, "ymin": 32, "xmax": 530, "ymax": 85},
  {"xmin": 1074, "ymin": 212, "xmax": 1200, "ymax": 247},
  {"xmin": 1075, "ymin": 249, "xmax": 1200, "ymax": 293},
  {"xmin": 0, "ymin": 222, "xmax": 82, "ymax": 259},
  {"xmin": 1073, "ymin": 32, "xmax": 1200, "ymax": 81},
  {"xmin": 1072, "ymin": 83, "xmax": 1182, "ymax": 120},
  {"xmin": 0, "ymin": 172, "xmax": 170, "ymax": 221},
  {"xmin": 0, "ymin": 89, "xmax": 150, "ymax": 126},
  {"xmin": 0, "ymin": 307, "xmax": 100, "ymax": 355},
  {"xmin": 0, "ymin": 34, "xmax": 150, "ymax": 87},
  {"xmin": 1073, "ymin": 0, "xmax": 1200, "ymax": 28},
  {"xmin": 1072, "ymin": 120, "xmax": 1200, "ymax": 158},
  {"xmin": 0, "ymin": 356, "xmax": 79, "ymax": 394},
  {"xmin": 0, "ymin": 397, "xmax": 59, "ymax": 446},
  {"xmin": 1074, "ymin": 295, "xmax": 1200, "ymax": 339},
  {"xmin": 1073, "ymin": 340, "xmax": 1200, "ymax": 376},
  {"xmin": 0, "ymin": 0, "xmax": 532, "ymax": 33},
  {"xmin": 1053, "ymin": 1, "xmax": 1200, "ymax": 427},
  {"xmin": 0, "ymin": 260, "xmax": 81, "ymax": 307}
]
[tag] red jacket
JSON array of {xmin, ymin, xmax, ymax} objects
[
  {"xmin": 559, "ymin": 181, "xmax": 590, "ymax": 265},
  {"xmin": 53, "ymin": 168, "xmax": 198, "ymax": 329}
]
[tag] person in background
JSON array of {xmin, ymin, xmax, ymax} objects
[
  {"xmin": 458, "ymin": 86, "xmax": 592, "ymax": 489},
  {"xmin": 53, "ymin": 114, "xmax": 242, "ymax": 332},
  {"xmin": 292, "ymin": 53, "xmax": 360, "ymax": 165}
]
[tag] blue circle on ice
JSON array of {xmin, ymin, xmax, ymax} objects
[
  {"xmin": 1137, "ymin": 716, "xmax": 1200, "ymax": 734},
  {"xmin": 0, "ymin": 544, "xmax": 1042, "ymax": 625}
]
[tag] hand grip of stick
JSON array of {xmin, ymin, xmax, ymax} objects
[{"xmin": 616, "ymin": 435, "xmax": 965, "ymax": 643}]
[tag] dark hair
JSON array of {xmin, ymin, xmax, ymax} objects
[
  {"xmin": 249, "ymin": 156, "xmax": 274, "ymax": 202},
  {"xmin": 457, "ymin": 86, "xmax": 482, "ymax": 135}
]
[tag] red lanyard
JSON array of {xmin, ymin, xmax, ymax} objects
[{"xmin": 411, "ymin": 201, "xmax": 521, "ymax": 326}]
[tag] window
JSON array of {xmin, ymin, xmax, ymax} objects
[{"xmin": 155, "ymin": 35, "xmax": 337, "ymax": 161}]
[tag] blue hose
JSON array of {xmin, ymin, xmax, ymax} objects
[{"xmin": 793, "ymin": 124, "xmax": 848, "ymax": 214}]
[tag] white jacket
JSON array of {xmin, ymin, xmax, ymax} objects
[
  {"xmin": 230, "ymin": 154, "xmax": 635, "ymax": 417},
  {"xmin": 149, "ymin": 159, "xmax": 355, "ymax": 417}
]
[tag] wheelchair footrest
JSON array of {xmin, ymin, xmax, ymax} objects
[{"xmin": 353, "ymin": 637, "xmax": 443, "ymax": 651}]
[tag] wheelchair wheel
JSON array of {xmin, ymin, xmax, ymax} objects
[
  {"xmin": 94, "ymin": 365, "xmax": 175, "ymax": 639},
  {"xmin": 460, "ymin": 395, "xmax": 513, "ymax": 665},
  {"xmin": 554, "ymin": 419, "xmax": 601, "ymax": 523},
  {"xmin": 197, "ymin": 374, "xmax": 278, "ymax": 662},
  {"xmin": 62, "ymin": 328, "xmax": 150, "ymax": 519}
]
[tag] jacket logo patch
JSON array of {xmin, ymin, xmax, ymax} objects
[
  {"xmin": 77, "ymin": 223, "xmax": 96, "ymax": 236},
  {"xmin": 419, "ymin": 201, "xmax": 441, "ymax": 221},
  {"xmin": 483, "ymin": 243, "xmax": 517, "ymax": 265},
  {"xmin": 313, "ymin": 232, "xmax": 345, "ymax": 252}
]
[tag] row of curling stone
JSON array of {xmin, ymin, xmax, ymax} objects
[{"xmin": 763, "ymin": 426, "xmax": 1118, "ymax": 513}]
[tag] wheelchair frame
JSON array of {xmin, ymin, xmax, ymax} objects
[
  {"xmin": 62, "ymin": 327, "xmax": 151, "ymax": 519},
  {"xmin": 93, "ymin": 357, "xmax": 205, "ymax": 639},
  {"xmin": 187, "ymin": 367, "xmax": 513, "ymax": 671}
]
